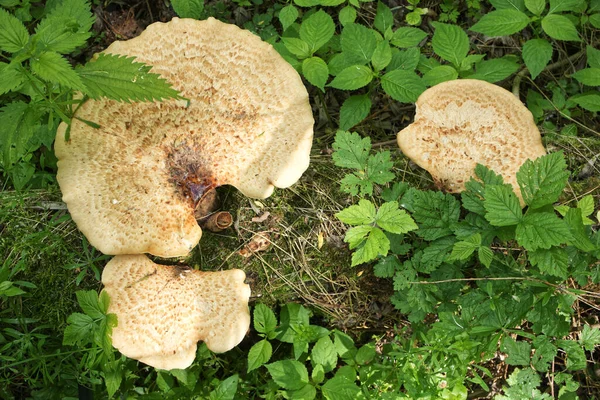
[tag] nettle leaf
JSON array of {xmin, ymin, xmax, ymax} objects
[
  {"xmin": 525, "ymin": 0, "xmax": 546, "ymax": 15},
  {"xmin": 470, "ymin": 58, "xmax": 520, "ymax": 82},
  {"xmin": 0, "ymin": 7, "xmax": 29, "ymax": 53},
  {"xmin": 76, "ymin": 53, "xmax": 181, "ymax": 102},
  {"xmin": 381, "ymin": 70, "xmax": 426, "ymax": 103},
  {"xmin": 0, "ymin": 62, "xmax": 25, "ymax": 95},
  {"xmin": 471, "ymin": 9, "xmax": 530, "ymax": 36},
  {"xmin": 411, "ymin": 190, "xmax": 461, "ymax": 240},
  {"xmin": 279, "ymin": 5, "xmax": 298, "ymax": 31},
  {"xmin": 332, "ymin": 130, "xmax": 370, "ymax": 170},
  {"xmin": 302, "ymin": 56, "xmax": 329, "ymax": 91},
  {"xmin": 300, "ymin": 10, "xmax": 335, "ymax": 54},
  {"xmin": 484, "ymin": 184, "xmax": 523, "ymax": 226},
  {"xmin": 254, "ymin": 303, "xmax": 277, "ymax": 335},
  {"xmin": 572, "ymin": 68, "xmax": 600, "ymax": 86},
  {"xmin": 328, "ymin": 65, "xmax": 373, "ymax": 90},
  {"xmin": 34, "ymin": 0, "xmax": 95, "ymax": 54},
  {"xmin": 171, "ymin": 0, "xmax": 204, "ymax": 19},
  {"xmin": 210, "ymin": 374, "xmax": 239, "ymax": 400},
  {"xmin": 375, "ymin": 201, "xmax": 418, "ymax": 234},
  {"xmin": 339, "ymin": 95, "xmax": 371, "ymax": 131},
  {"xmin": 541, "ymin": 14, "xmax": 580, "ymax": 41},
  {"xmin": 312, "ymin": 336, "xmax": 337, "ymax": 372},
  {"xmin": 322, "ymin": 375, "xmax": 361, "ymax": 400},
  {"xmin": 352, "ymin": 227, "xmax": 389, "ymax": 266},
  {"xmin": 341, "ymin": 23, "xmax": 377, "ymax": 65},
  {"xmin": 422, "ymin": 65, "xmax": 458, "ymax": 86},
  {"xmin": 336, "ymin": 199, "xmax": 376, "ymax": 226},
  {"xmin": 31, "ymin": 51, "xmax": 85, "ymax": 90},
  {"xmin": 374, "ymin": 1, "xmax": 393, "ymax": 34},
  {"xmin": 522, "ymin": 39, "xmax": 553, "ymax": 79},
  {"xmin": 390, "ymin": 27, "xmax": 428, "ymax": 48},
  {"xmin": 282, "ymin": 37, "xmax": 311, "ymax": 59},
  {"xmin": 490, "ymin": 0, "xmax": 525, "ymax": 10},
  {"xmin": 387, "ymin": 47, "xmax": 420, "ymax": 71},
  {"xmin": 587, "ymin": 45, "xmax": 600, "ymax": 69},
  {"xmin": 266, "ymin": 360, "xmax": 309, "ymax": 390},
  {"xmin": 517, "ymin": 152, "xmax": 569, "ymax": 209},
  {"xmin": 570, "ymin": 93, "xmax": 600, "ymax": 112},
  {"xmin": 431, "ymin": 22, "xmax": 469, "ymax": 66},
  {"xmin": 371, "ymin": 40, "xmax": 392, "ymax": 71},
  {"xmin": 248, "ymin": 339, "xmax": 272, "ymax": 372},
  {"xmin": 516, "ymin": 212, "xmax": 572, "ymax": 251},
  {"xmin": 580, "ymin": 325, "xmax": 600, "ymax": 351},
  {"xmin": 0, "ymin": 102, "xmax": 40, "ymax": 170},
  {"xmin": 548, "ymin": 0, "xmax": 585, "ymax": 14}
]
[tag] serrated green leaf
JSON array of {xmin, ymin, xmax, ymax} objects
[
  {"xmin": 279, "ymin": 5, "xmax": 299, "ymax": 31},
  {"xmin": 484, "ymin": 185, "xmax": 523, "ymax": 226},
  {"xmin": 302, "ymin": 57, "xmax": 329, "ymax": 91},
  {"xmin": 532, "ymin": 335, "xmax": 557, "ymax": 372},
  {"xmin": 470, "ymin": 58, "xmax": 520, "ymax": 82},
  {"xmin": 387, "ymin": 47, "xmax": 420, "ymax": 71},
  {"xmin": 373, "ymin": 255, "xmax": 399, "ymax": 278},
  {"xmin": 209, "ymin": 374, "xmax": 239, "ymax": 400},
  {"xmin": 577, "ymin": 195, "xmax": 595, "ymax": 222},
  {"xmin": 371, "ymin": 40, "xmax": 392, "ymax": 71},
  {"xmin": 63, "ymin": 312, "xmax": 94, "ymax": 345},
  {"xmin": 374, "ymin": 1, "xmax": 393, "ymax": 34},
  {"xmin": 336, "ymin": 199, "xmax": 376, "ymax": 225},
  {"xmin": 381, "ymin": 69, "xmax": 426, "ymax": 103},
  {"xmin": 0, "ymin": 7, "xmax": 29, "ymax": 53},
  {"xmin": 431, "ymin": 22, "xmax": 469, "ymax": 66},
  {"xmin": 580, "ymin": 325, "xmax": 600, "ymax": 351},
  {"xmin": 338, "ymin": 6, "xmax": 356, "ymax": 26},
  {"xmin": 332, "ymin": 130, "xmax": 370, "ymax": 170},
  {"xmin": 590, "ymin": 13, "xmax": 600, "ymax": 28},
  {"xmin": 76, "ymin": 290, "xmax": 104, "ymax": 319},
  {"xmin": 266, "ymin": 360, "xmax": 309, "ymax": 390},
  {"xmin": 447, "ymin": 234, "xmax": 481, "ymax": 261},
  {"xmin": 525, "ymin": 0, "xmax": 546, "ymax": 15},
  {"xmin": 103, "ymin": 360, "xmax": 123, "ymax": 398},
  {"xmin": 31, "ymin": 51, "xmax": 84, "ymax": 90},
  {"xmin": 322, "ymin": 375, "xmax": 362, "ymax": 400},
  {"xmin": 421, "ymin": 236, "xmax": 456, "ymax": 269},
  {"xmin": 490, "ymin": 0, "xmax": 525, "ymax": 10},
  {"xmin": 341, "ymin": 23, "xmax": 377, "ymax": 65},
  {"xmin": 542, "ymin": 14, "xmax": 580, "ymax": 41},
  {"xmin": 0, "ymin": 62, "xmax": 25, "ymax": 95},
  {"xmin": 412, "ymin": 190, "xmax": 461, "ymax": 240},
  {"xmin": 254, "ymin": 303, "xmax": 277, "ymax": 335},
  {"xmin": 501, "ymin": 336, "xmax": 531, "ymax": 366},
  {"xmin": 312, "ymin": 336, "xmax": 337, "ymax": 372},
  {"xmin": 572, "ymin": 68, "xmax": 600, "ymax": 86},
  {"xmin": 516, "ymin": 212, "xmax": 571, "ymax": 251},
  {"xmin": 0, "ymin": 102, "xmax": 40, "ymax": 170},
  {"xmin": 76, "ymin": 53, "xmax": 181, "ymax": 102},
  {"xmin": 517, "ymin": 152, "xmax": 569, "ymax": 209},
  {"xmin": 328, "ymin": 65, "xmax": 373, "ymax": 90},
  {"xmin": 548, "ymin": 0, "xmax": 585, "ymax": 14},
  {"xmin": 365, "ymin": 150, "xmax": 394, "ymax": 185},
  {"xmin": 564, "ymin": 208, "xmax": 597, "ymax": 252},
  {"xmin": 248, "ymin": 339, "xmax": 272, "ymax": 372},
  {"xmin": 557, "ymin": 340, "xmax": 586, "ymax": 371},
  {"xmin": 391, "ymin": 27, "xmax": 427, "ymax": 48},
  {"xmin": 522, "ymin": 39, "xmax": 552, "ymax": 79},
  {"xmin": 570, "ymin": 93, "xmax": 600, "ymax": 111},
  {"xmin": 422, "ymin": 65, "xmax": 458, "ymax": 86},
  {"xmin": 344, "ymin": 225, "xmax": 373, "ymax": 249},
  {"xmin": 352, "ymin": 227, "xmax": 389, "ymax": 266},
  {"xmin": 375, "ymin": 202, "xmax": 418, "ymax": 234},
  {"xmin": 171, "ymin": 0, "xmax": 204, "ymax": 18},
  {"xmin": 478, "ymin": 246, "xmax": 494, "ymax": 267},
  {"xmin": 471, "ymin": 10, "xmax": 530, "ymax": 36},
  {"xmin": 34, "ymin": 0, "xmax": 95, "ymax": 54},
  {"xmin": 587, "ymin": 45, "xmax": 600, "ymax": 68},
  {"xmin": 339, "ymin": 95, "xmax": 371, "ymax": 131},
  {"xmin": 282, "ymin": 37, "xmax": 311, "ymax": 58},
  {"xmin": 300, "ymin": 10, "xmax": 335, "ymax": 54},
  {"xmin": 529, "ymin": 247, "xmax": 568, "ymax": 278}
]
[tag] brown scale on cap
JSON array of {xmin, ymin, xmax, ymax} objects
[
  {"xmin": 397, "ymin": 79, "xmax": 546, "ymax": 205},
  {"xmin": 55, "ymin": 17, "xmax": 314, "ymax": 257}
]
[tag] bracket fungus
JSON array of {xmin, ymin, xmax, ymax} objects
[
  {"xmin": 55, "ymin": 17, "xmax": 314, "ymax": 257},
  {"xmin": 102, "ymin": 255, "xmax": 251, "ymax": 370},
  {"xmin": 397, "ymin": 79, "xmax": 546, "ymax": 204}
]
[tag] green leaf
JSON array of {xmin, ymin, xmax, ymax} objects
[
  {"xmin": 341, "ymin": 23, "xmax": 377, "ymax": 65},
  {"xmin": 0, "ymin": 62, "xmax": 25, "ymax": 95},
  {"xmin": 490, "ymin": 0, "xmax": 525, "ymax": 10},
  {"xmin": 478, "ymin": 246, "xmax": 494, "ymax": 267},
  {"xmin": 380, "ymin": 70, "xmax": 426, "ymax": 103},
  {"xmin": 484, "ymin": 185, "xmax": 523, "ymax": 226},
  {"xmin": 387, "ymin": 47, "xmax": 420, "ymax": 71},
  {"xmin": 339, "ymin": 95, "xmax": 371, "ymax": 131},
  {"xmin": 355, "ymin": 343, "xmax": 376, "ymax": 365},
  {"xmin": 587, "ymin": 45, "xmax": 600, "ymax": 68},
  {"xmin": 517, "ymin": 152, "xmax": 569, "ymax": 209},
  {"xmin": 516, "ymin": 212, "xmax": 571, "ymax": 251},
  {"xmin": 501, "ymin": 336, "xmax": 531, "ymax": 366},
  {"xmin": 422, "ymin": 65, "xmax": 458, "ymax": 86},
  {"xmin": 447, "ymin": 234, "xmax": 481, "ymax": 261},
  {"xmin": 431, "ymin": 22, "xmax": 469, "ymax": 66},
  {"xmin": 209, "ymin": 374, "xmax": 239, "ymax": 400},
  {"xmin": 374, "ymin": 1, "xmax": 393, "ymax": 34},
  {"xmin": 391, "ymin": 27, "xmax": 427, "ymax": 48},
  {"xmin": 580, "ymin": 325, "xmax": 600, "ymax": 351},
  {"xmin": 548, "ymin": 0, "xmax": 585, "ymax": 14},
  {"xmin": 0, "ymin": 7, "xmax": 29, "ymax": 53},
  {"xmin": 351, "ymin": 227, "xmax": 389, "ymax": 266},
  {"xmin": 532, "ymin": 335, "xmax": 558, "ymax": 372},
  {"xmin": 63, "ymin": 312, "xmax": 94, "ymax": 345},
  {"xmin": 266, "ymin": 360, "xmax": 309, "ymax": 390},
  {"xmin": 300, "ymin": 10, "xmax": 335, "ymax": 53},
  {"xmin": 522, "ymin": 39, "xmax": 553, "ymax": 79},
  {"xmin": 421, "ymin": 236, "xmax": 456, "ymax": 269},
  {"xmin": 279, "ymin": 5, "xmax": 299, "ymax": 31},
  {"xmin": 0, "ymin": 102, "xmax": 40, "ymax": 170},
  {"xmin": 411, "ymin": 190, "xmax": 461, "ymax": 241},
  {"xmin": 577, "ymin": 195, "xmax": 595, "ymax": 223},
  {"xmin": 338, "ymin": 6, "xmax": 356, "ymax": 26},
  {"xmin": 590, "ymin": 13, "xmax": 600, "ymax": 28},
  {"xmin": 31, "ymin": 51, "xmax": 84, "ymax": 90},
  {"xmin": 254, "ymin": 303, "xmax": 277, "ymax": 335},
  {"xmin": 529, "ymin": 247, "xmax": 568, "ymax": 278},
  {"xmin": 365, "ymin": 151, "xmax": 394, "ymax": 185},
  {"xmin": 375, "ymin": 201, "xmax": 418, "ymax": 234},
  {"xmin": 471, "ymin": 10, "xmax": 530, "ymax": 36},
  {"xmin": 564, "ymin": 208, "xmax": 597, "ymax": 252},
  {"xmin": 343, "ymin": 225, "xmax": 372, "ymax": 250},
  {"xmin": 572, "ymin": 68, "xmax": 600, "ymax": 86},
  {"xmin": 287, "ymin": 384, "xmax": 317, "ymax": 400},
  {"xmin": 312, "ymin": 336, "xmax": 337, "ymax": 372},
  {"xmin": 302, "ymin": 57, "xmax": 329, "ymax": 91},
  {"xmin": 332, "ymin": 131, "xmax": 370, "ymax": 170},
  {"xmin": 371, "ymin": 40, "xmax": 392, "ymax": 71},
  {"xmin": 282, "ymin": 37, "xmax": 311, "ymax": 59},
  {"xmin": 103, "ymin": 361, "xmax": 123, "ymax": 398},
  {"xmin": 541, "ymin": 14, "xmax": 580, "ymax": 41},
  {"xmin": 336, "ymin": 199, "xmax": 376, "ymax": 225},
  {"xmin": 33, "ymin": 0, "xmax": 95, "ymax": 54},
  {"xmin": 171, "ymin": 0, "xmax": 204, "ymax": 18},
  {"xmin": 525, "ymin": 0, "xmax": 546, "ymax": 15},
  {"xmin": 570, "ymin": 93, "xmax": 600, "ymax": 111},
  {"xmin": 557, "ymin": 340, "xmax": 586, "ymax": 371},
  {"xmin": 322, "ymin": 375, "xmax": 362, "ymax": 400},
  {"xmin": 248, "ymin": 339, "xmax": 272, "ymax": 372},
  {"xmin": 328, "ymin": 65, "xmax": 373, "ymax": 90},
  {"xmin": 76, "ymin": 290, "xmax": 105, "ymax": 319},
  {"xmin": 373, "ymin": 255, "xmax": 400, "ymax": 278},
  {"xmin": 470, "ymin": 58, "xmax": 520, "ymax": 82},
  {"xmin": 76, "ymin": 53, "xmax": 181, "ymax": 102}
]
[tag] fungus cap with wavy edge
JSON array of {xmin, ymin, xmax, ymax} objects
[
  {"xmin": 55, "ymin": 17, "xmax": 314, "ymax": 257},
  {"xmin": 396, "ymin": 79, "xmax": 546, "ymax": 204},
  {"xmin": 101, "ymin": 254, "xmax": 251, "ymax": 370}
]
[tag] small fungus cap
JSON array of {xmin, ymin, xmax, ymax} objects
[
  {"xmin": 101, "ymin": 254, "xmax": 251, "ymax": 370},
  {"xmin": 397, "ymin": 79, "xmax": 546, "ymax": 204},
  {"xmin": 55, "ymin": 17, "xmax": 314, "ymax": 257}
]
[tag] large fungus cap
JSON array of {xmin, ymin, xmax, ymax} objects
[
  {"xmin": 397, "ymin": 79, "xmax": 546, "ymax": 203},
  {"xmin": 55, "ymin": 17, "xmax": 314, "ymax": 257},
  {"xmin": 102, "ymin": 254, "xmax": 251, "ymax": 370}
]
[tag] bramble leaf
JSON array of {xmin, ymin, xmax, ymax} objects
[
  {"xmin": 344, "ymin": 225, "xmax": 373, "ymax": 249},
  {"xmin": 501, "ymin": 336, "xmax": 531, "ymax": 366},
  {"xmin": 76, "ymin": 290, "xmax": 105, "ymax": 320},
  {"xmin": 373, "ymin": 255, "xmax": 400, "ymax": 278},
  {"xmin": 63, "ymin": 313, "xmax": 94, "ymax": 345},
  {"xmin": 484, "ymin": 185, "xmax": 523, "ymax": 226},
  {"xmin": 580, "ymin": 325, "xmax": 600, "ymax": 351},
  {"xmin": 411, "ymin": 191, "xmax": 461, "ymax": 240},
  {"xmin": 447, "ymin": 234, "xmax": 481, "ymax": 261},
  {"xmin": 0, "ymin": 7, "xmax": 29, "ymax": 53},
  {"xmin": 517, "ymin": 152, "xmax": 569, "ymax": 209},
  {"xmin": 529, "ymin": 247, "xmax": 568, "ymax": 278},
  {"xmin": 516, "ymin": 212, "xmax": 572, "ymax": 251}
]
